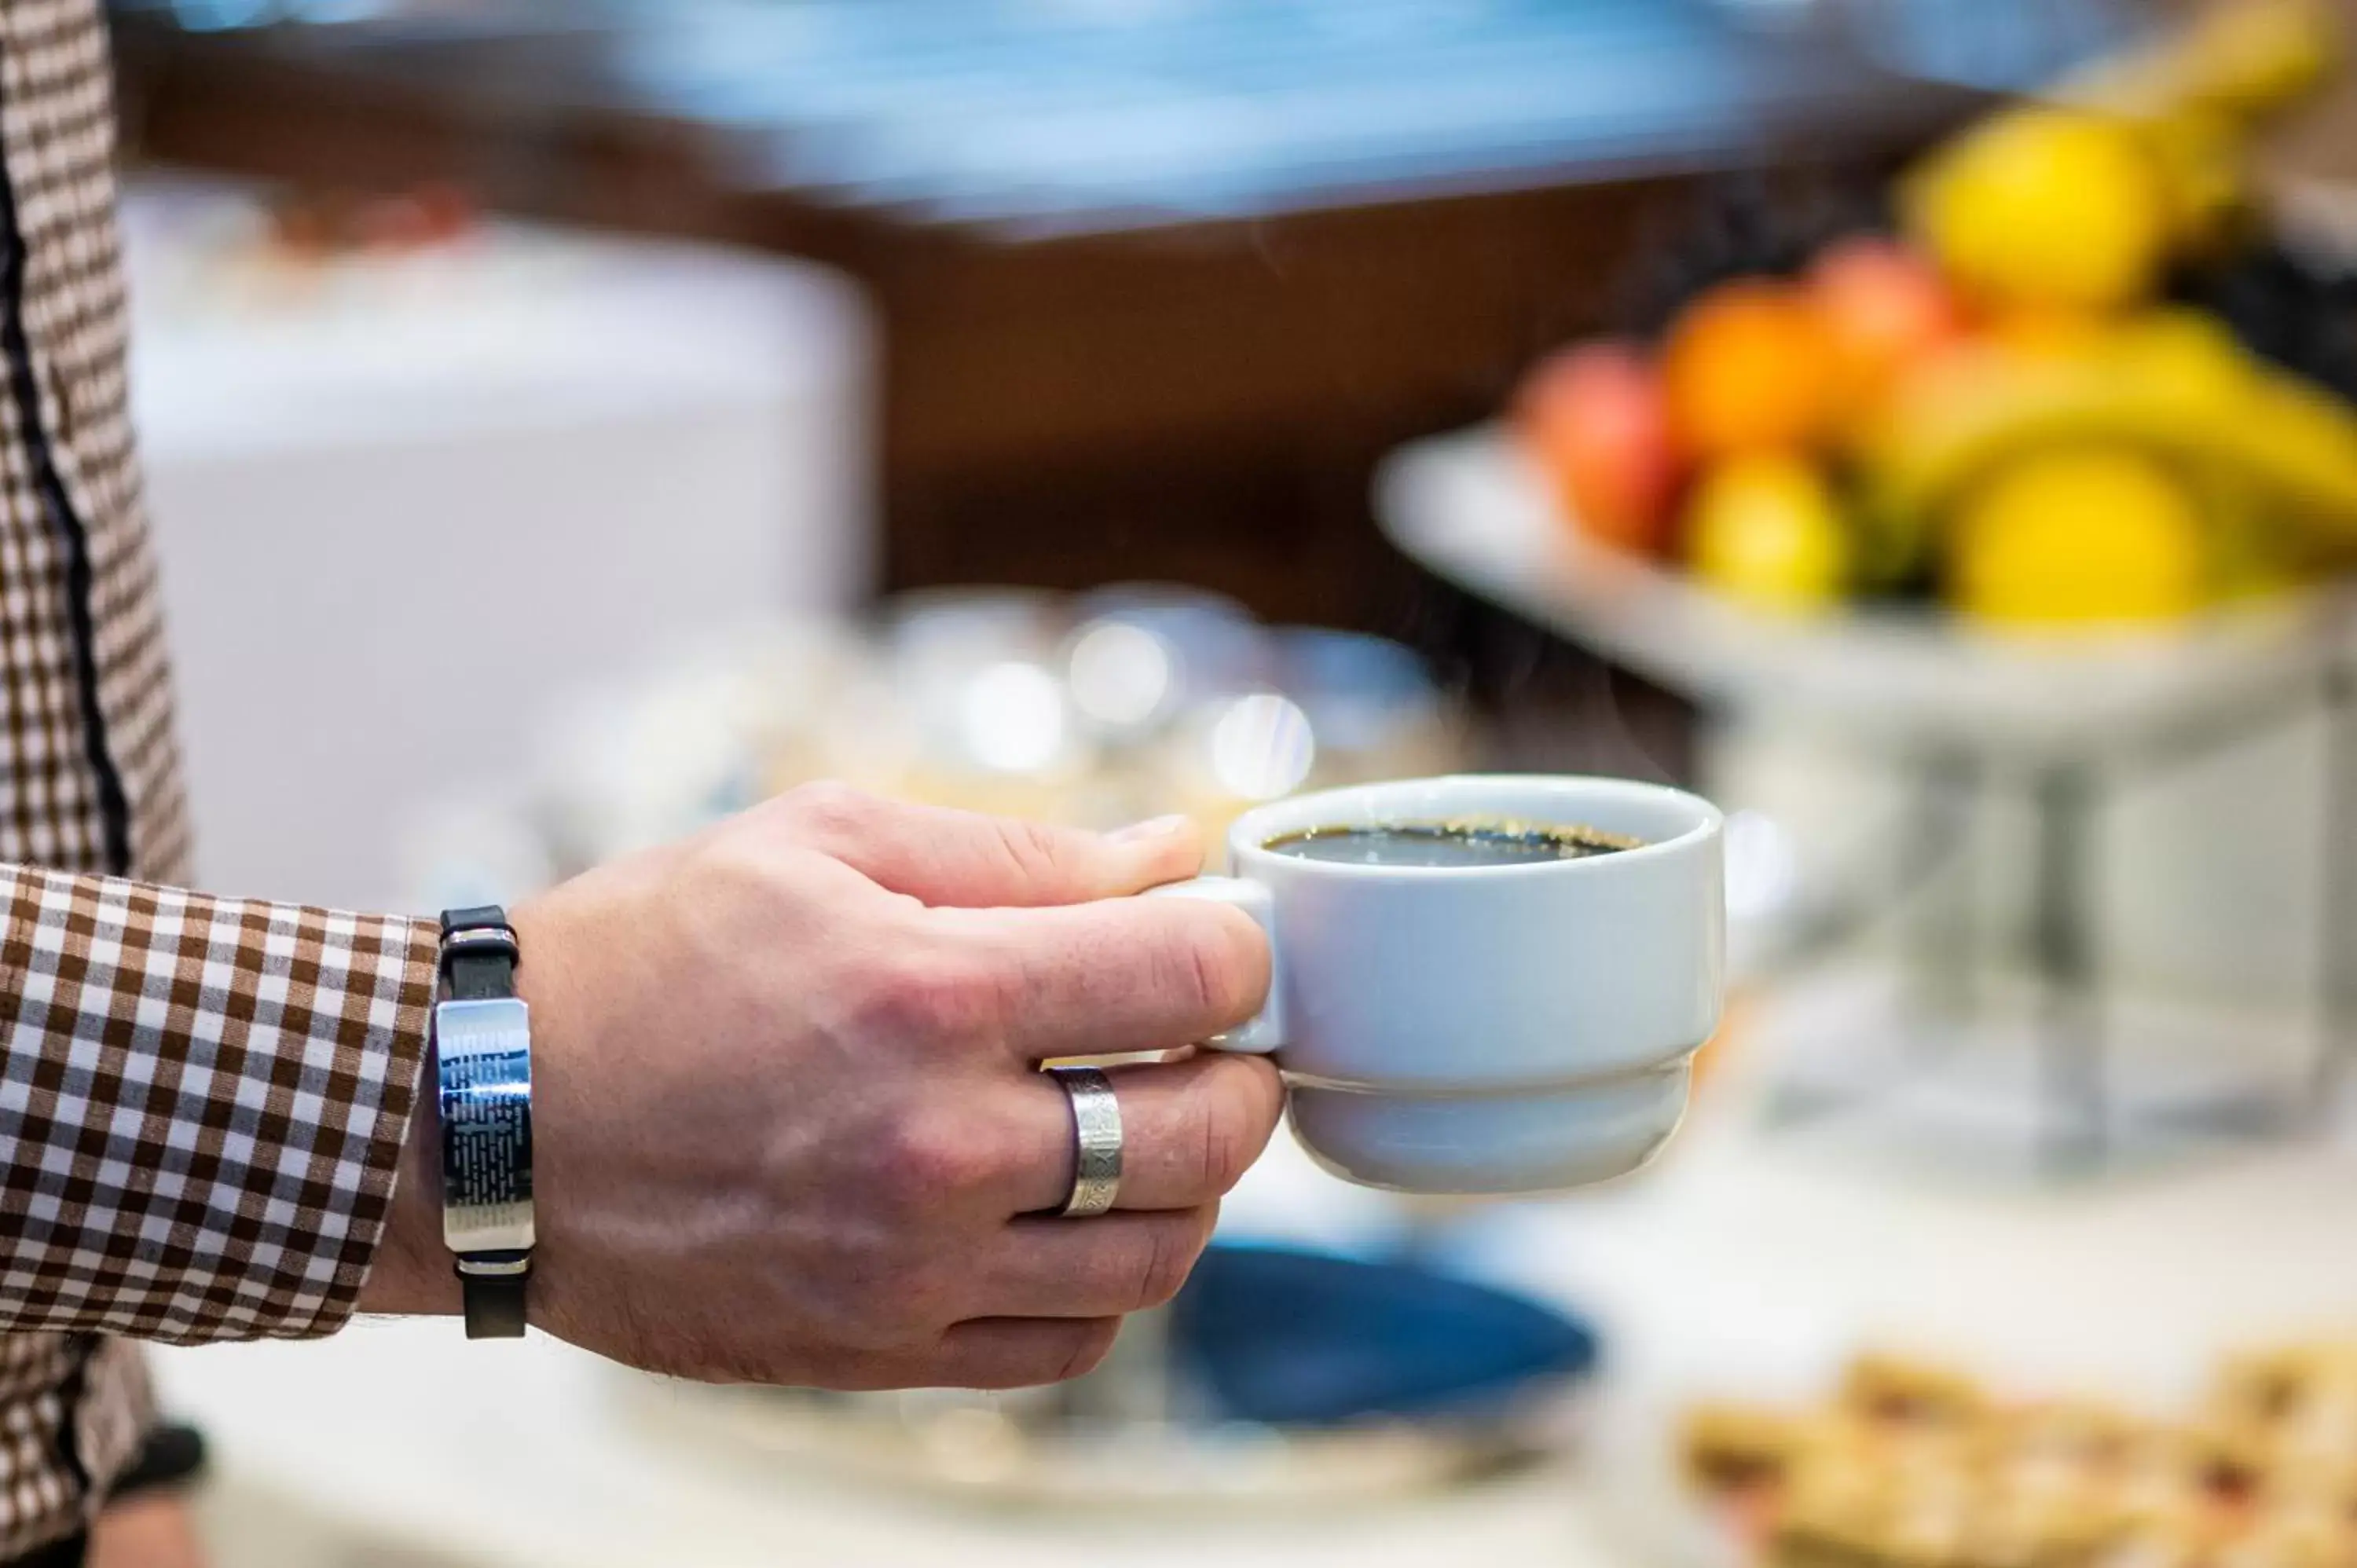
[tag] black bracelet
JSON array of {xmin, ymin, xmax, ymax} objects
[{"xmin": 436, "ymin": 905, "xmax": 534, "ymax": 1340}]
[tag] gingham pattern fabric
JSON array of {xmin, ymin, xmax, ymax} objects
[
  {"xmin": 0, "ymin": 2, "xmax": 440, "ymax": 1557},
  {"xmin": 1, "ymin": 869, "xmax": 435, "ymax": 1339}
]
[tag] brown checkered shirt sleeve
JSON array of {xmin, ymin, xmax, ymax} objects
[
  {"xmin": 0, "ymin": 1, "xmax": 447, "ymax": 1555},
  {"xmin": 0, "ymin": 869, "xmax": 434, "ymax": 1343}
]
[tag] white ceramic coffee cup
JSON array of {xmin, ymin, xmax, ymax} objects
[{"xmin": 1148, "ymin": 775, "xmax": 1724, "ymax": 1194}]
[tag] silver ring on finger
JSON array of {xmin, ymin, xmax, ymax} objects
[{"xmin": 1047, "ymin": 1065, "xmax": 1122, "ymax": 1218}]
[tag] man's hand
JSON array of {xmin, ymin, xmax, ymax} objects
[{"xmin": 361, "ymin": 785, "xmax": 1278, "ymax": 1390}]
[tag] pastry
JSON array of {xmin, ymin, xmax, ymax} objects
[
  {"xmin": 1684, "ymin": 1343, "xmax": 2357, "ymax": 1568},
  {"xmin": 1685, "ymin": 1402, "xmax": 1806, "ymax": 1492},
  {"xmin": 1840, "ymin": 1354, "xmax": 1989, "ymax": 1430}
]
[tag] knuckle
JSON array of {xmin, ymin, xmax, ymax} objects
[
  {"xmin": 873, "ymin": 1105, "xmax": 1003, "ymax": 1211},
  {"xmin": 779, "ymin": 779, "xmax": 884, "ymax": 842},
  {"xmin": 854, "ymin": 948, "xmax": 1010, "ymax": 1050}
]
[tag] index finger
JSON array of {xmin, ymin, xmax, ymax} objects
[
  {"xmin": 933, "ymin": 894, "xmax": 1271, "ymax": 1061},
  {"xmin": 769, "ymin": 783, "xmax": 1206, "ymax": 908}
]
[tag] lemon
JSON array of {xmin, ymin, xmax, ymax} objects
[
  {"xmin": 1686, "ymin": 453, "xmax": 1850, "ymax": 614},
  {"xmin": 1950, "ymin": 445, "xmax": 2208, "ymax": 625},
  {"xmin": 1904, "ymin": 107, "xmax": 2171, "ymax": 313}
]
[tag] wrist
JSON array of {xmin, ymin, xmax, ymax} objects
[
  {"xmin": 353, "ymin": 890, "xmax": 599, "ymax": 1332},
  {"xmin": 358, "ymin": 897, "xmax": 559, "ymax": 1321}
]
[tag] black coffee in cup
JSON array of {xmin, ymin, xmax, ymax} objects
[{"xmin": 1262, "ymin": 819, "xmax": 1640, "ymax": 868}]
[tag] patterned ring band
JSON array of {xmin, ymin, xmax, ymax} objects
[{"xmin": 1048, "ymin": 1065, "xmax": 1123, "ymax": 1218}]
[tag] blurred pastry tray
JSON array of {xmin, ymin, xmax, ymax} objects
[
  {"xmin": 609, "ymin": 1244, "xmax": 1597, "ymax": 1510},
  {"xmin": 1375, "ymin": 426, "xmax": 2357, "ymax": 762}
]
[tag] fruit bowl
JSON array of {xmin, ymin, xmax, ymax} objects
[
  {"xmin": 1412, "ymin": 0, "xmax": 2357, "ymax": 1183},
  {"xmin": 1504, "ymin": 2, "xmax": 2357, "ymax": 642},
  {"xmin": 1377, "ymin": 425, "xmax": 2357, "ymax": 760}
]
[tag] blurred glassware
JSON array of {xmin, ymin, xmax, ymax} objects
[
  {"xmin": 1071, "ymin": 582, "xmax": 1274, "ymax": 720},
  {"xmin": 883, "ymin": 588, "xmax": 1088, "ymax": 800},
  {"xmin": 406, "ymin": 589, "xmax": 1468, "ymax": 912},
  {"xmin": 1274, "ymin": 625, "xmax": 1459, "ymax": 784},
  {"xmin": 959, "ymin": 659, "xmax": 1070, "ymax": 775},
  {"xmin": 1065, "ymin": 617, "xmax": 1177, "ymax": 736},
  {"xmin": 1203, "ymin": 691, "xmax": 1318, "ymax": 803},
  {"xmin": 884, "ymin": 584, "xmax": 1066, "ymax": 666},
  {"xmin": 882, "ymin": 586, "xmax": 1066, "ymax": 705}
]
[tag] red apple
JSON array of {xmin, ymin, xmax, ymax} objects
[
  {"xmin": 1806, "ymin": 236, "xmax": 1970, "ymax": 419},
  {"xmin": 1516, "ymin": 340, "xmax": 1684, "ymax": 557}
]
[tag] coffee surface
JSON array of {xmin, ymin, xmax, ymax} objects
[{"xmin": 1262, "ymin": 820, "xmax": 1640, "ymax": 868}]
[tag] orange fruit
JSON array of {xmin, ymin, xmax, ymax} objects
[
  {"xmin": 1662, "ymin": 279, "xmax": 1842, "ymax": 456},
  {"xmin": 1806, "ymin": 236, "xmax": 1970, "ymax": 419},
  {"xmin": 1516, "ymin": 340, "xmax": 1685, "ymax": 556}
]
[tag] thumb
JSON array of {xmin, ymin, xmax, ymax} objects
[{"xmin": 769, "ymin": 783, "xmax": 1205, "ymax": 907}]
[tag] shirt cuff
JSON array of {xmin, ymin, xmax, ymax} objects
[{"xmin": 0, "ymin": 867, "xmax": 438, "ymax": 1343}]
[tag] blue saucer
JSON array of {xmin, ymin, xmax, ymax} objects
[{"xmin": 1169, "ymin": 1243, "xmax": 1599, "ymax": 1428}]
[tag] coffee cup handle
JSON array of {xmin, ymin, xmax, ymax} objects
[{"xmin": 1143, "ymin": 877, "xmax": 1285, "ymax": 1053}]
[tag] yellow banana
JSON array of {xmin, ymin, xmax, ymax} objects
[
  {"xmin": 2061, "ymin": 0, "xmax": 2334, "ymax": 126},
  {"xmin": 1861, "ymin": 319, "xmax": 2357, "ymax": 580}
]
